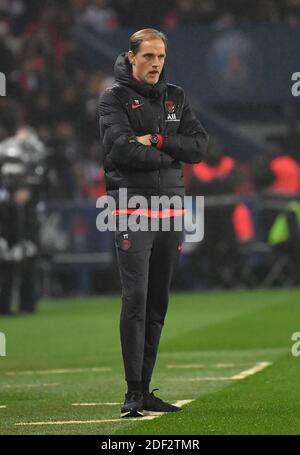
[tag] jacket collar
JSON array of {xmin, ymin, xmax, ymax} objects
[{"xmin": 114, "ymin": 52, "xmax": 167, "ymax": 99}]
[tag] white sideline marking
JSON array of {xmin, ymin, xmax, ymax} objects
[
  {"xmin": 173, "ymin": 399, "xmax": 193, "ymax": 407},
  {"xmin": 0, "ymin": 383, "xmax": 59, "ymax": 389},
  {"xmin": 168, "ymin": 361, "xmax": 272, "ymax": 381},
  {"xmin": 13, "ymin": 362, "xmax": 271, "ymax": 427},
  {"xmin": 167, "ymin": 363, "xmax": 256, "ymax": 369},
  {"xmin": 15, "ymin": 400, "xmax": 193, "ymax": 426},
  {"xmin": 72, "ymin": 402, "xmax": 121, "ymax": 406},
  {"xmin": 0, "ymin": 405, "xmax": 7, "ymax": 408},
  {"xmin": 15, "ymin": 416, "xmax": 157, "ymax": 426},
  {"xmin": 168, "ymin": 377, "xmax": 232, "ymax": 382},
  {"xmin": 167, "ymin": 364, "xmax": 205, "ymax": 369},
  {"xmin": 230, "ymin": 361, "xmax": 272, "ymax": 379},
  {"xmin": 5, "ymin": 367, "xmax": 111, "ymax": 376}
]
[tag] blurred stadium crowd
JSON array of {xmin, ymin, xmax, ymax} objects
[
  {"xmin": 1, "ymin": 0, "xmax": 300, "ymax": 307},
  {"xmin": 1, "ymin": 0, "xmax": 300, "ymax": 199}
]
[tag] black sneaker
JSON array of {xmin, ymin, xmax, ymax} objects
[
  {"xmin": 120, "ymin": 390, "xmax": 144, "ymax": 418},
  {"xmin": 143, "ymin": 389, "xmax": 181, "ymax": 414}
]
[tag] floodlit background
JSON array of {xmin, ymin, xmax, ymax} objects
[
  {"xmin": 1, "ymin": 0, "xmax": 300, "ymax": 436},
  {"xmin": 1, "ymin": 0, "xmax": 300, "ymax": 301}
]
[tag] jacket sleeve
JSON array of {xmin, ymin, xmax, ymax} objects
[
  {"xmin": 99, "ymin": 90, "xmax": 173, "ymax": 171},
  {"xmin": 162, "ymin": 94, "xmax": 209, "ymax": 164}
]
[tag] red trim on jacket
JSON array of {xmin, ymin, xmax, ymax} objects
[
  {"xmin": 112, "ymin": 208, "xmax": 186, "ymax": 218},
  {"xmin": 156, "ymin": 134, "xmax": 164, "ymax": 149}
]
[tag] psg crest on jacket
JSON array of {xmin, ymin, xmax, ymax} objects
[{"xmin": 165, "ymin": 100, "xmax": 176, "ymax": 113}]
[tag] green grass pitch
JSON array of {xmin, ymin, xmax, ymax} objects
[{"xmin": 0, "ymin": 288, "xmax": 300, "ymax": 435}]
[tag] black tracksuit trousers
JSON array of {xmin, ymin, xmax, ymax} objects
[{"xmin": 114, "ymin": 215, "xmax": 184, "ymax": 384}]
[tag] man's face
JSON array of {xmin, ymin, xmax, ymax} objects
[{"xmin": 128, "ymin": 39, "xmax": 166, "ymax": 85}]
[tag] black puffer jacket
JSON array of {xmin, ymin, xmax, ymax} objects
[{"xmin": 98, "ymin": 52, "xmax": 208, "ymax": 207}]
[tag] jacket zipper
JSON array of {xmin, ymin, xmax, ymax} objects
[
  {"xmin": 150, "ymin": 95, "xmax": 166, "ymax": 193},
  {"xmin": 157, "ymin": 94, "xmax": 166, "ymax": 193},
  {"xmin": 158, "ymin": 169, "xmax": 161, "ymax": 192}
]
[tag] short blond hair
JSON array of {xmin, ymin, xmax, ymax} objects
[{"xmin": 129, "ymin": 29, "xmax": 167, "ymax": 54}]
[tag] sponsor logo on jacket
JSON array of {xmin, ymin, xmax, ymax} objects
[
  {"xmin": 131, "ymin": 99, "xmax": 143, "ymax": 109},
  {"xmin": 166, "ymin": 113, "xmax": 180, "ymax": 122}
]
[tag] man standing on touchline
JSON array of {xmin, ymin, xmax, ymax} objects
[{"xmin": 99, "ymin": 29, "xmax": 209, "ymax": 418}]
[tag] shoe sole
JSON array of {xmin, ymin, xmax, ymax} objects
[{"xmin": 120, "ymin": 409, "xmax": 144, "ymax": 418}]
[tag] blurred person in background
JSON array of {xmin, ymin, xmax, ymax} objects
[
  {"xmin": 251, "ymin": 140, "xmax": 300, "ymax": 285},
  {"xmin": 188, "ymin": 137, "xmax": 239, "ymax": 288},
  {"xmin": 252, "ymin": 140, "xmax": 300, "ymax": 238},
  {"xmin": 285, "ymin": 0, "xmax": 300, "ymax": 25},
  {"xmin": 0, "ymin": 127, "xmax": 47, "ymax": 316},
  {"xmin": 76, "ymin": 0, "xmax": 119, "ymax": 31}
]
